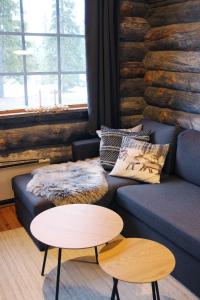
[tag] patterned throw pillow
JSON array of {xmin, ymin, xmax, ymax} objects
[
  {"xmin": 96, "ymin": 124, "xmax": 143, "ymax": 138},
  {"xmin": 100, "ymin": 127, "xmax": 151, "ymax": 171},
  {"xmin": 110, "ymin": 137, "xmax": 169, "ymax": 184}
]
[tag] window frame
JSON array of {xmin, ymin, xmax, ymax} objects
[{"xmin": 0, "ymin": 0, "xmax": 87, "ymax": 114}]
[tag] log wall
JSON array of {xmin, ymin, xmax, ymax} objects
[
  {"xmin": 0, "ymin": 110, "xmax": 89, "ymax": 164},
  {"xmin": 144, "ymin": 0, "xmax": 200, "ymax": 130},
  {"xmin": 120, "ymin": 0, "xmax": 149, "ymax": 127}
]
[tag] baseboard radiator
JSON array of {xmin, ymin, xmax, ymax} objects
[{"xmin": 0, "ymin": 159, "xmax": 50, "ymax": 202}]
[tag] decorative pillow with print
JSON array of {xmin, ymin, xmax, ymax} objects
[
  {"xmin": 110, "ymin": 137, "xmax": 169, "ymax": 184},
  {"xmin": 96, "ymin": 124, "xmax": 143, "ymax": 138},
  {"xmin": 100, "ymin": 127, "xmax": 151, "ymax": 171}
]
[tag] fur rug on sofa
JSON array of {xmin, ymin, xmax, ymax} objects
[{"xmin": 26, "ymin": 158, "xmax": 108, "ymax": 206}]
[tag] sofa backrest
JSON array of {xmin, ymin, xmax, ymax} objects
[
  {"xmin": 176, "ymin": 129, "xmax": 200, "ymax": 186},
  {"xmin": 72, "ymin": 138, "xmax": 100, "ymax": 161},
  {"xmin": 141, "ymin": 119, "xmax": 181, "ymax": 174}
]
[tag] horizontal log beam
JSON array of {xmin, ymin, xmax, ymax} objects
[
  {"xmin": 145, "ymin": 70, "xmax": 200, "ymax": 93},
  {"xmin": 148, "ymin": 0, "xmax": 189, "ymax": 8},
  {"xmin": 120, "ymin": 1, "xmax": 148, "ymax": 17},
  {"xmin": 0, "ymin": 122, "xmax": 88, "ymax": 153},
  {"xmin": 145, "ymin": 87, "xmax": 200, "ymax": 114},
  {"xmin": 120, "ymin": 62, "xmax": 145, "ymax": 78},
  {"xmin": 148, "ymin": 0, "xmax": 200, "ymax": 27},
  {"xmin": 134, "ymin": 0, "xmax": 147, "ymax": 3},
  {"xmin": 144, "ymin": 51, "xmax": 200, "ymax": 73},
  {"xmin": 120, "ymin": 78, "xmax": 146, "ymax": 97},
  {"xmin": 121, "ymin": 115, "xmax": 143, "ymax": 128},
  {"xmin": 120, "ymin": 42, "xmax": 147, "ymax": 62},
  {"xmin": 0, "ymin": 109, "xmax": 88, "ymax": 130},
  {"xmin": 144, "ymin": 105, "xmax": 200, "ymax": 130},
  {"xmin": 120, "ymin": 17, "xmax": 150, "ymax": 41},
  {"xmin": 145, "ymin": 22, "xmax": 200, "ymax": 51},
  {"xmin": 0, "ymin": 145, "xmax": 72, "ymax": 164},
  {"xmin": 120, "ymin": 97, "xmax": 146, "ymax": 115}
]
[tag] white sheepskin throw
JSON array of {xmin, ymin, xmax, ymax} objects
[{"xmin": 26, "ymin": 158, "xmax": 108, "ymax": 206}]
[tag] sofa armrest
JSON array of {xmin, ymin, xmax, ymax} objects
[{"xmin": 72, "ymin": 138, "xmax": 100, "ymax": 161}]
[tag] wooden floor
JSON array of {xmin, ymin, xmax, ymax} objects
[{"xmin": 0, "ymin": 205, "xmax": 21, "ymax": 231}]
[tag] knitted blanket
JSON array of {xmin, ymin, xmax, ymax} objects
[{"xmin": 26, "ymin": 158, "xmax": 108, "ymax": 206}]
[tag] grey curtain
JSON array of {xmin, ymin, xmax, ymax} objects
[{"xmin": 85, "ymin": 0, "xmax": 120, "ymax": 134}]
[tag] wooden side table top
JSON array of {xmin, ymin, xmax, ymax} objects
[
  {"xmin": 99, "ymin": 238, "xmax": 176, "ymax": 283},
  {"xmin": 30, "ymin": 204, "xmax": 123, "ymax": 249}
]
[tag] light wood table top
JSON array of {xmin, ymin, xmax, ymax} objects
[
  {"xmin": 30, "ymin": 204, "xmax": 123, "ymax": 249},
  {"xmin": 99, "ymin": 238, "xmax": 175, "ymax": 283}
]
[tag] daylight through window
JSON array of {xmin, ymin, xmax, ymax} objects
[{"xmin": 0, "ymin": 0, "xmax": 87, "ymax": 112}]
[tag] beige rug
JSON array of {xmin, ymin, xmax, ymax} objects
[{"xmin": 0, "ymin": 228, "xmax": 198, "ymax": 300}]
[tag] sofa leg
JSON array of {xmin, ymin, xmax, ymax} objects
[{"xmin": 41, "ymin": 247, "xmax": 48, "ymax": 276}]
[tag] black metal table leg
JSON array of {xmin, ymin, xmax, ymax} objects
[
  {"xmin": 111, "ymin": 278, "xmax": 119, "ymax": 300},
  {"xmin": 41, "ymin": 247, "xmax": 48, "ymax": 276},
  {"xmin": 151, "ymin": 282, "xmax": 157, "ymax": 300},
  {"xmin": 155, "ymin": 281, "xmax": 160, "ymax": 300},
  {"xmin": 95, "ymin": 246, "xmax": 99, "ymax": 264},
  {"xmin": 55, "ymin": 248, "xmax": 62, "ymax": 300},
  {"xmin": 116, "ymin": 288, "xmax": 120, "ymax": 300},
  {"xmin": 115, "ymin": 278, "xmax": 120, "ymax": 300}
]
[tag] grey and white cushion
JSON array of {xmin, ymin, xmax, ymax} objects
[
  {"xmin": 100, "ymin": 127, "xmax": 151, "ymax": 171},
  {"xmin": 96, "ymin": 124, "xmax": 142, "ymax": 138},
  {"xmin": 110, "ymin": 137, "xmax": 169, "ymax": 184}
]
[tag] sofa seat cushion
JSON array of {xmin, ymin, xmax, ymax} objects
[
  {"xmin": 99, "ymin": 174, "xmax": 141, "ymax": 206},
  {"xmin": 12, "ymin": 173, "xmax": 140, "ymax": 216},
  {"xmin": 116, "ymin": 176, "xmax": 200, "ymax": 261}
]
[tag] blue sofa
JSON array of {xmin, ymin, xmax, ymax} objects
[{"xmin": 12, "ymin": 119, "xmax": 200, "ymax": 297}]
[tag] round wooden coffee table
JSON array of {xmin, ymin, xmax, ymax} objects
[
  {"xmin": 99, "ymin": 238, "xmax": 176, "ymax": 300},
  {"xmin": 30, "ymin": 204, "xmax": 123, "ymax": 300}
]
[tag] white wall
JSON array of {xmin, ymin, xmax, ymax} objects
[{"xmin": 0, "ymin": 161, "xmax": 49, "ymax": 201}]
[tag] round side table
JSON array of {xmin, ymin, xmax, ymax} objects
[
  {"xmin": 30, "ymin": 204, "xmax": 123, "ymax": 300},
  {"xmin": 99, "ymin": 238, "xmax": 176, "ymax": 300}
]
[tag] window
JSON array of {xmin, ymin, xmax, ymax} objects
[{"xmin": 0, "ymin": 0, "xmax": 87, "ymax": 113}]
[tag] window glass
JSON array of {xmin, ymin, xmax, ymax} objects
[
  {"xmin": 27, "ymin": 75, "xmax": 58, "ymax": 108},
  {"xmin": 0, "ymin": 0, "xmax": 21, "ymax": 32},
  {"xmin": 23, "ymin": 0, "xmax": 56, "ymax": 33},
  {"xmin": 0, "ymin": 35, "xmax": 23, "ymax": 73},
  {"xmin": 0, "ymin": 76, "xmax": 25, "ymax": 111},
  {"xmin": 60, "ymin": 0, "xmax": 85, "ymax": 34},
  {"xmin": 60, "ymin": 37, "xmax": 86, "ymax": 72},
  {"xmin": 61, "ymin": 74, "xmax": 87, "ymax": 105},
  {"xmin": 0, "ymin": 0, "xmax": 87, "ymax": 113},
  {"xmin": 25, "ymin": 36, "xmax": 58, "ymax": 72}
]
